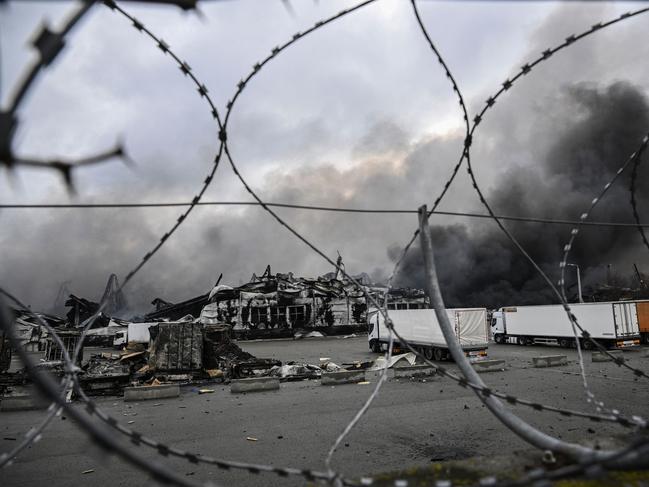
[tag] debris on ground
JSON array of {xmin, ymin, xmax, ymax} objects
[
  {"xmin": 293, "ymin": 330, "xmax": 325, "ymax": 339},
  {"xmin": 366, "ymin": 352, "xmax": 418, "ymax": 371}
]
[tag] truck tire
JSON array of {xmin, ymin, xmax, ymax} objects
[
  {"xmin": 433, "ymin": 348, "xmax": 444, "ymax": 361},
  {"xmin": 423, "ymin": 347, "xmax": 434, "ymax": 361},
  {"xmin": 582, "ymin": 339, "xmax": 594, "ymax": 351},
  {"xmin": 559, "ymin": 338, "xmax": 570, "ymax": 348},
  {"xmin": 494, "ymin": 334, "xmax": 505, "ymax": 344},
  {"xmin": 370, "ymin": 339, "xmax": 381, "ymax": 353}
]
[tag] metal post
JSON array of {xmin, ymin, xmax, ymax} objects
[
  {"xmin": 567, "ymin": 263, "xmax": 584, "ymax": 303},
  {"xmin": 417, "ymin": 205, "xmax": 596, "ymax": 459}
]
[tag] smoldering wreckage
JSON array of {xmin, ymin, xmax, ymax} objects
[{"xmin": 0, "ymin": 265, "xmax": 428, "ymax": 399}]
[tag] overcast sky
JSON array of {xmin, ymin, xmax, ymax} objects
[{"xmin": 1, "ymin": 0, "xmax": 648, "ymax": 313}]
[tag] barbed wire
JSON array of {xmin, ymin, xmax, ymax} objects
[
  {"xmin": 2, "ymin": 291, "xmax": 646, "ymax": 487},
  {"xmin": 630, "ymin": 138, "xmax": 649, "ymax": 254},
  {"xmin": 215, "ymin": 0, "xmax": 649, "ymax": 479},
  {"xmin": 0, "ymin": 293, "xmax": 73, "ymax": 470},
  {"xmin": 3, "ymin": 200, "xmax": 649, "ymax": 227},
  {"xmin": 0, "ymin": 298, "xmax": 207, "ymax": 487},
  {"xmin": 0, "ymin": 0, "xmax": 231, "ymax": 477},
  {"xmin": 556, "ymin": 132, "xmax": 649, "ymax": 420},
  {"xmin": 3, "ymin": 1, "xmax": 385, "ymax": 485},
  {"xmin": 373, "ymin": 0, "xmax": 649, "ymax": 481},
  {"xmin": 2, "ymin": 1, "xmax": 649, "ymax": 487},
  {"xmin": 0, "ymin": 1, "xmax": 134, "ymax": 188},
  {"xmin": 429, "ymin": 3, "xmax": 649, "ymax": 425},
  {"xmin": 411, "ymin": 2, "xmax": 649, "ymax": 395}
]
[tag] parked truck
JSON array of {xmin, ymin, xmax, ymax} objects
[
  {"xmin": 368, "ymin": 308, "xmax": 489, "ymax": 361},
  {"xmin": 491, "ymin": 301, "xmax": 641, "ymax": 349}
]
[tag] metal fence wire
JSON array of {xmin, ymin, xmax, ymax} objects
[{"xmin": 1, "ymin": 1, "xmax": 649, "ymax": 486}]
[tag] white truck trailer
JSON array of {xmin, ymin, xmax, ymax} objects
[
  {"xmin": 368, "ymin": 308, "xmax": 489, "ymax": 361},
  {"xmin": 491, "ymin": 301, "xmax": 641, "ymax": 349}
]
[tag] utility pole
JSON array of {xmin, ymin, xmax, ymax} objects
[
  {"xmin": 634, "ymin": 264, "xmax": 647, "ymax": 289},
  {"xmin": 566, "ymin": 263, "xmax": 584, "ymax": 303}
]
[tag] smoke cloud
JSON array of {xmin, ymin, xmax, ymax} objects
[{"xmin": 392, "ymin": 82, "xmax": 649, "ymax": 308}]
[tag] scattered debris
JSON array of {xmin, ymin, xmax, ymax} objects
[
  {"xmin": 246, "ymin": 437, "xmax": 258, "ymax": 442},
  {"xmin": 198, "ymin": 388, "xmax": 215, "ymax": 394},
  {"xmin": 294, "ymin": 330, "xmax": 324, "ymax": 339},
  {"xmin": 269, "ymin": 363, "xmax": 322, "ymax": 380}
]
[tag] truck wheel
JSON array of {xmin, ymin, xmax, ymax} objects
[
  {"xmin": 582, "ymin": 339, "xmax": 594, "ymax": 351},
  {"xmin": 423, "ymin": 347, "xmax": 434, "ymax": 361},
  {"xmin": 433, "ymin": 348, "xmax": 444, "ymax": 361},
  {"xmin": 559, "ymin": 338, "xmax": 569, "ymax": 348},
  {"xmin": 494, "ymin": 334, "xmax": 504, "ymax": 344},
  {"xmin": 370, "ymin": 340, "xmax": 381, "ymax": 353}
]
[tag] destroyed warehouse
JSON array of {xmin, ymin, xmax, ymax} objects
[{"xmin": 148, "ymin": 265, "xmax": 429, "ymax": 339}]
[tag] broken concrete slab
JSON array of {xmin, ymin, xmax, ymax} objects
[
  {"xmin": 592, "ymin": 350, "xmax": 624, "ymax": 363},
  {"xmin": 124, "ymin": 384, "xmax": 179, "ymax": 402},
  {"xmin": 231, "ymin": 377, "xmax": 279, "ymax": 393},
  {"xmin": 321, "ymin": 370, "xmax": 365, "ymax": 385},
  {"xmin": 392, "ymin": 365, "xmax": 436, "ymax": 378},
  {"xmin": 1, "ymin": 394, "xmax": 49, "ymax": 412},
  {"xmin": 532, "ymin": 355, "xmax": 568, "ymax": 368},
  {"xmin": 472, "ymin": 359, "xmax": 506, "ymax": 373}
]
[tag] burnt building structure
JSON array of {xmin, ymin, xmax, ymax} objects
[{"xmin": 199, "ymin": 265, "xmax": 428, "ymax": 338}]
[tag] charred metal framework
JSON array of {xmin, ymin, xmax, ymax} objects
[{"xmin": 199, "ymin": 266, "xmax": 428, "ymax": 337}]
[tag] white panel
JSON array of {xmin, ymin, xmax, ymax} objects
[
  {"xmin": 613, "ymin": 302, "xmax": 640, "ymax": 336},
  {"xmin": 378, "ymin": 308, "xmax": 488, "ymax": 348},
  {"xmin": 456, "ymin": 309, "xmax": 488, "ymax": 346},
  {"xmin": 127, "ymin": 323, "xmax": 155, "ymax": 343}
]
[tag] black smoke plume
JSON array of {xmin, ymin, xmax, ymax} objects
[{"xmin": 392, "ymin": 81, "xmax": 649, "ymax": 308}]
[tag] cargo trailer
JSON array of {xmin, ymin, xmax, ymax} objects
[
  {"xmin": 491, "ymin": 301, "xmax": 641, "ymax": 349},
  {"xmin": 368, "ymin": 308, "xmax": 489, "ymax": 361}
]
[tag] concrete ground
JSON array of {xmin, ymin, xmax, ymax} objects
[{"xmin": 1, "ymin": 337, "xmax": 648, "ymax": 487}]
